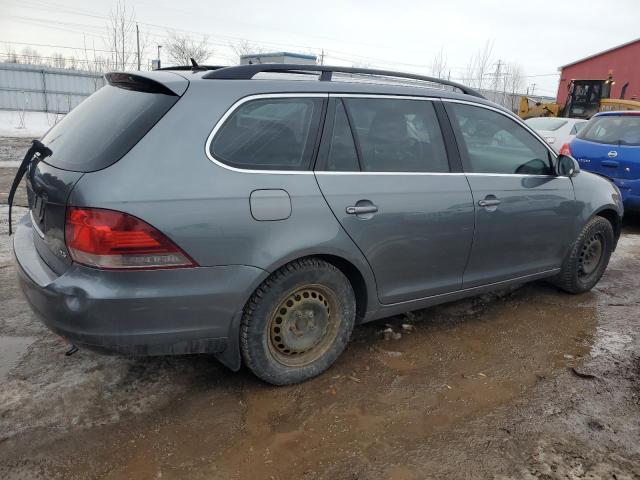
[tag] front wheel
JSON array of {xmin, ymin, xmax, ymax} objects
[
  {"xmin": 240, "ymin": 258, "xmax": 356, "ymax": 385},
  {"xmin": 552, "ymin": 216, "xmax": 614, "ymax": 294}
]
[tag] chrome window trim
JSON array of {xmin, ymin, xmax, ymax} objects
[
  {"xmin": 315, "ymin": 171, "xmax": 464, "ymax": 176},
  {"xmin": 466, "ymin": 172, "xmax": 567, "ymax": 179},
  {"xmin": 204, "ymin": 93, "xmax": 327, "ymax": 175},
  {"xmin": 204, "ymin": 92, "xmax": 562, "ymax": 177},
  {"xmin": 315, "ymin": 171, "xmax": 567, "ymax": 178},
  {"xmin": 330, "ymin": 94, "xmax": 439, "ymax": 101}
]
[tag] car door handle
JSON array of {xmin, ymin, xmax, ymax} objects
[
  {"xmin": 346, "ymin": 205, "xmax": 378, "ymax": 215},
  {"xmin": 478, "ymin": 198, "xmax": 501, "ymax": 207},
  {"xmin": 601, "ymin": 160, "xmax": 619, "ymax": 168}
]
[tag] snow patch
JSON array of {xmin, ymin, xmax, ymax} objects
[{"xmin": 0, "ymin": 110, "xmax": 64, "ymax": 138}]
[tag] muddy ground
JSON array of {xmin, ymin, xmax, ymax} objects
[{"xmin": 0, "ymin": 137, "xmax": 639, "ymax": 479}]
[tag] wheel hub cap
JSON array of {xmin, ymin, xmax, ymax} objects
[
  {"xmin": 579, "ymin": 234, "xmax": 603, "ymax": 276},
  {"xmin": 268, "ymin": 285, "xmax": 340, "ymax": 367}
]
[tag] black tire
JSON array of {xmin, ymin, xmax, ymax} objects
[
  {"xmin": 552, "ymin": 216, "xmax": 614, "ymax": 294},
  {"xmin": 240, "ymin": 258, "xmax": 356, "ymax": 385}
]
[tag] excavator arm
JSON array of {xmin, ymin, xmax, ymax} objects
[{"xmin": 518, "ymin": 96, "xmax": 562, "ymax": 120}]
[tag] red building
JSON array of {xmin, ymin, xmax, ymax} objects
[{"xmin": 557, "ymin": 37, "xmax": 640, "ymax": 104}]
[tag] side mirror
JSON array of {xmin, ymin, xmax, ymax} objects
[{"xmin": 557, "ymin": 154, "xmax": 580, "ymax": 177}]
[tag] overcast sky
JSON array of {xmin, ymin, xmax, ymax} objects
[{"xmin": 1, "ymin": 0, "xmax": 639, "ymax": 97}]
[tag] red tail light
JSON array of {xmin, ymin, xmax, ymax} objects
[
  {"xmin": 559, "ymin": 142, "xmax": 572, "ymax": 156},
  {"xmin": 65, "ymin": 207, "xmax": 196, "ymax": 270}
]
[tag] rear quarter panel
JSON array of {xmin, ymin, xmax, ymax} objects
[{"xmin": 69, "ymin": 81, "xmax": 379, "ymax": 311}]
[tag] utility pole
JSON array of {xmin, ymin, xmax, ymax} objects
[
  {"xmin": 136, "ymin": 23, "xmax": 141, "ymax": 71},
  {"xmin": 530, "ymin": 83, "xmax": 537, "ymax": 96},
  {"xmin": 492, "ymin": 59, "xmax": 502, "ymax": 91},
  {"xmin": 320, "ymin": 49, "xmax": 324, "ymax": 65}
]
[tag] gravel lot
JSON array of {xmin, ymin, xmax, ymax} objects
[{"xmin": 1, "ymin": 137, "xmax": 639, "ymax": 479}]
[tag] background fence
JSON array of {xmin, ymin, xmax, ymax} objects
[
  {"xmin": 0, "ymin": 62, "xmax": 555, "ymax": 115},
  {"xmin": 0, "ymin": 63, "xmax": 105, "ymax": 114}
]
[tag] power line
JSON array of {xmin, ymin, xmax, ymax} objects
[
  {"xmin": 0, "ymin": 40, "xmax": 138, "ymax": 55},
  {"xmin": 2, "ymin": 4, "xmax": 563, "ymax": 86}
]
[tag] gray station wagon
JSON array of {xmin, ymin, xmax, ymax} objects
[{"xmin": 11, "ymin": 64, "xmax": 623, "ymax": 384}]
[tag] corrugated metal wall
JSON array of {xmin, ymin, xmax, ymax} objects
[{"xmin": 0, "ymin": 63, "xmax": 105, "ymax": 113}]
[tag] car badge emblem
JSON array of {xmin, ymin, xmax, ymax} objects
[{"xmin": 608, "ymin": 150, "xmax": 618, "ymax": 159}]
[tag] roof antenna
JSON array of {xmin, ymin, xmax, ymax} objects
[{"xmin": 190, "ymin": 57, "xmax": 205, "ymax": 72}]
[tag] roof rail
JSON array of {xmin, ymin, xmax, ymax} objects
[
  {"xmin": 202, "ymin": 64, "xmax": 484, "ymax": 98},
  {"xmin": 156, "ymin": 65, "xmax": 226, "ymax": 72}
]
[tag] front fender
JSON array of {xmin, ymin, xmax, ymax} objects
[{"xmin": 571, "ymin": 170, "xmax": 624, "ymax": 243}]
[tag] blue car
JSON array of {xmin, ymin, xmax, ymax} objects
[{"xmin": 562, "ymin": 111, "xmax": 640, "ymax": 212}]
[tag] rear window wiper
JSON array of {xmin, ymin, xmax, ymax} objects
[{"xmin": 7, "ymin": 140, "xmax": 52, "ymax": 235}]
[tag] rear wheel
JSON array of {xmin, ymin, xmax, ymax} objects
[
  {"xmin": 552, "ymin": 216, "xmax": 614, "ymax": 294},
  {"xmin": 240, "ymin": 258, "xmax": 356, "ymax": 385}
]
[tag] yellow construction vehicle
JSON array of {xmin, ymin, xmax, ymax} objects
[
  {"xmin": 519, "ymin": 76, "xmax": 640, "ymax": 120},
  {"xmin": 518, "ymin": 97, "xmax": 561, "ymax": 119}
]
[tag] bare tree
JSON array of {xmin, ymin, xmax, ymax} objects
[
  {"xmin": 82, "ymin": 35, "xmax": 113, "ymax": 90},
  {"xmin": 105, "ymin": 0, "xmax": 137, "ymax": 70},
  {"xmin": 430, "ymin": 47, "xmax": 449, "ymax": 79},
  {"xmin": 165, "ymin": 30, "xmax": 214, "ymax": 65},
  {"xmin": 231, "ymin": 39, "xmax": 265, "ymax": 64},
  {"xmin": 3, "ymin": 44, "xmax": 20, "ymax": 63},
  {"xmin": 21, "ymin": 47, "xmax": 43, "ymax": 65},
  {"xmin": 50, "ymin": 52, "xmax": 66, "ymax": 69},
  {"xmin": 502, "ymin": 62, "xmax": 526, "ymax": 110},
  {"xmin": 465, "ymin": 40, "xmax": 494, "ymax": 90}
]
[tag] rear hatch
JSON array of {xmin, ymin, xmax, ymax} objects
[
  {"xmin": 24, "ymin": 71, "xmax": 187, "ymax": 275},
  {"xmin": 571, "ymin": 113, "xmax": 640, "ymax": 183}
]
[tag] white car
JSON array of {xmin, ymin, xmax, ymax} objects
[{"xmin": 524, "ymin": 117, "xmax": 588, "ymax": 152}]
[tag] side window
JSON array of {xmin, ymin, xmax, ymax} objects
[
  {"xmin": 449, "ymin": 103, "xmax": 552, "ymax": 175},
  {"xmin": 326, "ymin": 100, "xmax": 360, "ymax": 171},
  {"xmin": 211, "ymin": 97, "xmax": 322, "ymax": 170},
  {"xmin": 343, "ymin": 98, "xmax": 450, "ymax": 173}
]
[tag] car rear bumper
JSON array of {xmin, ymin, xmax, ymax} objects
[{"xmin": 13, "ymin": 215, "xmax": 266, "ymax": 356}]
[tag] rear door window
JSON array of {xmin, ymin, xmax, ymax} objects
[
  {"xmin": 324, "ymin": 100, "xmax": 360, "ymax": 171},
  {"xmin": 343, "ymin": 98, "xmax": 450, "ymax": 172},
  {"xmin": 448, "ymin": 103, "xmax": 552, "ymax": 175},
  {"xmin": 211, "ymin": 97, "xmax": 323, "ymax": 170},
  {"xmin": 41, "ymin": 84, "xmax": 179, "ymax": 172}
]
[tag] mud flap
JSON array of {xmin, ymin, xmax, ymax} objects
[{"xmin": 213, "ymin": 310, "xmax": 243, "ymax": 371}]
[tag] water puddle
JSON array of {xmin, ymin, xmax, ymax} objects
[
  {"xmin": 50, "ymin": 283, "xmax": 598, "ymax": 479},
  {"xmin": 7, "ymin": 204, "xmax": 640, "ymax": 480}
]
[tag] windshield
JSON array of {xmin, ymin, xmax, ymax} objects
[
  {"xmin": 41, "ymin": 85, "xmax": 178, "ymax": 172},
  {"xmin": 577, "ymin": 115, "xmax": 640, "ymax": 146},
  {"xmin": 525, "ymin": 118, "xmax": 568, "ymax": 131}
]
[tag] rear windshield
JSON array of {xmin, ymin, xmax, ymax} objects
[
  {"xmin": 577, "ymin": 115, "xmax": 640, "ymax": 146},
  {"xmin": 41, "ymin": 85, "xmax": 178, "ymax": 172},
  {"xmin": 524, "ymin": 118, "xmax": 567, "ymax": 131}
]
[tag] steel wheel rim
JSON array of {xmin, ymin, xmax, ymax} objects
[
  {"xmin": 267, "ymin": 284, "xmax": 341, "ymax": 367},
  {"xmin": 579, "ymin": 233, "xmax": 604, "ymax": 277}
]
